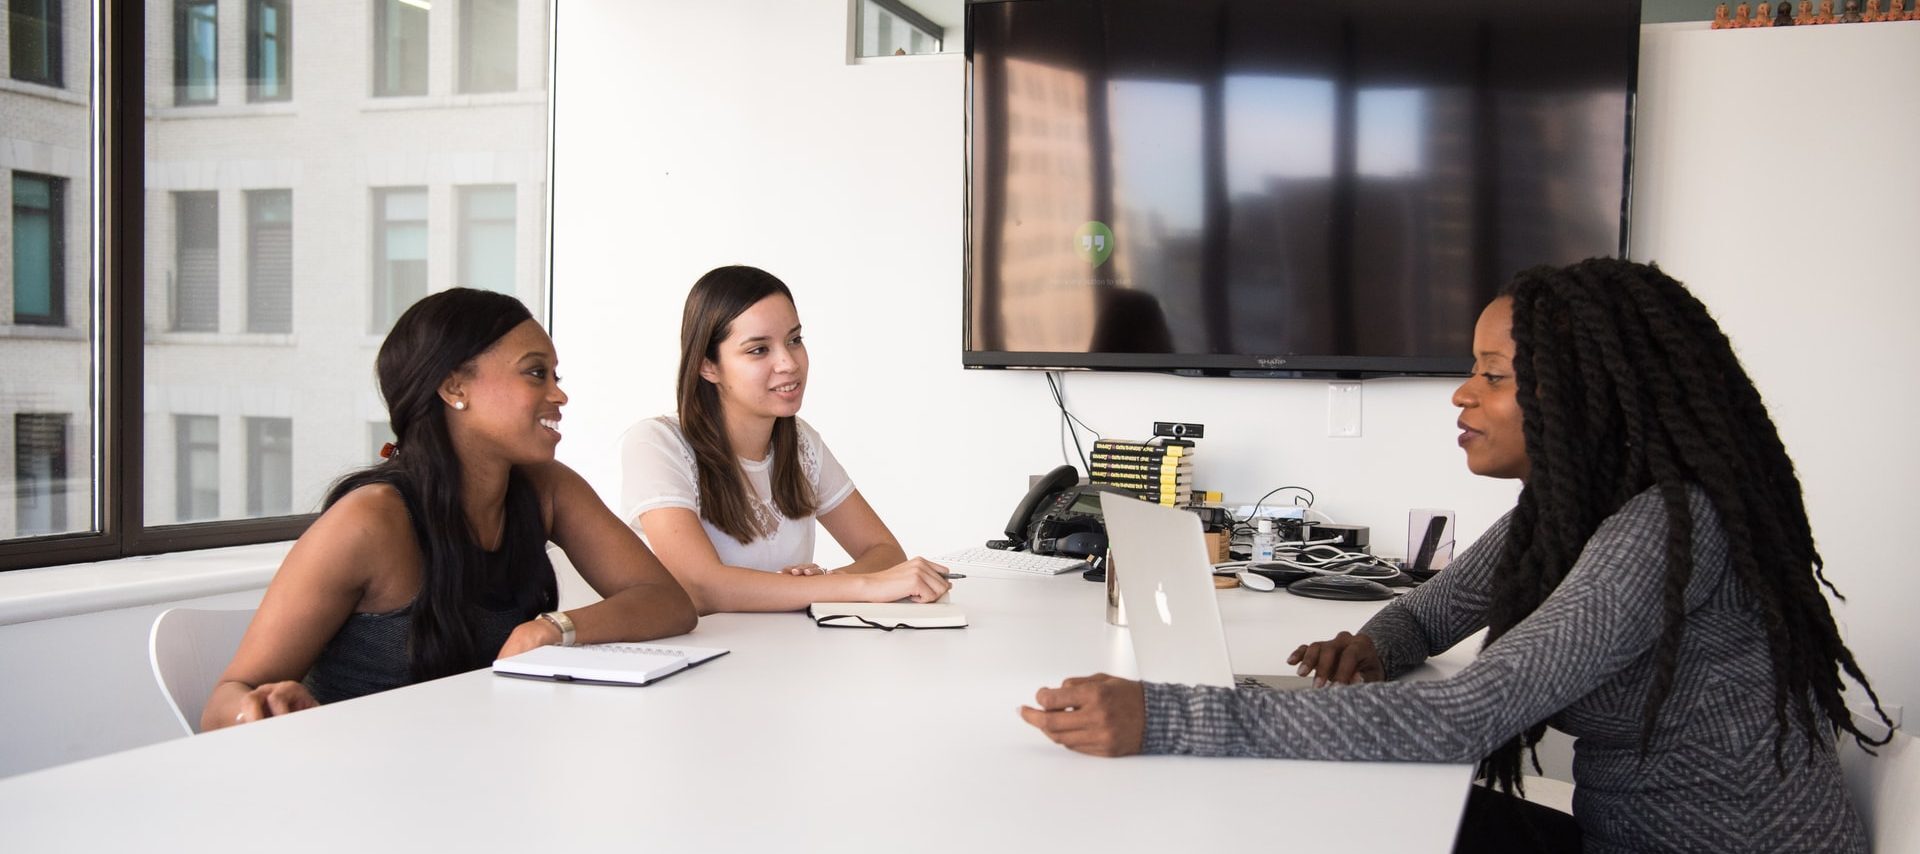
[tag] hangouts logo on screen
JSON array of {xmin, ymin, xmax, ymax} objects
[{"xmin": 1075, "ymin": 221, "xmax": 1114, "ymax": 268}]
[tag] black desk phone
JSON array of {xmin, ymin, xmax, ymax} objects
[{"xmin": 999, "ymin": 465, "xmax": 1123, "ymax": 559}]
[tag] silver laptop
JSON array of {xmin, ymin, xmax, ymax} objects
[{"xmin": 1099, "ymin": 493, "xmax": 1312, "ymax": 691}]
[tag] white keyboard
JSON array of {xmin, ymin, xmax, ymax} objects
[{"xmin": 934, "ymin": 547, "xmax": 1088, "ymax": 577}]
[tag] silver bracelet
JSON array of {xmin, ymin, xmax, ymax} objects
[{"xmin": 538, "ymin": 610, "xmax": 577, "ymax": 646}]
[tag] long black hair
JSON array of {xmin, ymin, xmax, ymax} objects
[
  {"xmin": 1478, "ymin": 258, "xmax": 1891, "ymax": 793},
  {"xmin": 325, "ymin": 288, "xmax": 556, "ymax": 683},
  {"xmin": 675, "ymin": 265, "xmax": 816, "ymax": 544}
]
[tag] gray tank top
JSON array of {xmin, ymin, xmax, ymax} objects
[{"xmin": 302, "ymin": 598, "xmax": 532, "ymax": 705}]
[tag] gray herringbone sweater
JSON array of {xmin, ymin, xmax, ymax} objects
[{"xmin": 1141, "ymin": 487, "xmax": 1867, "ymax": 853}]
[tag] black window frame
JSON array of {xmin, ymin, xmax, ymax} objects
[
  {"xmin": 0, "ymin": 0, "xmax": 555, "ymax": 573},
  {"xmin": 10, "ymin": 171, "xmax": 68, "ymax": 327},
  {"xmin": 9, "ymin": 0, "xmax": 66, "ymax": 87},
  {"xmin": 245, "ymin": 0, "xmax": 292, "ymax": 102},
  {"xmin": 173, "ymin": 0, "xmax": 219, "ymax": 106}
]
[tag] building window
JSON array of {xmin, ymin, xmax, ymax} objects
[
  {"xmin": 175, "ymin": 0, "xmax": 219, "ymax": 105},
  {"xmin": 9, "ymin": 0, "xmax": 64, "ymax": 86},
  {"xmin": 173, "ymin": 415, "xmax": 219, "ymax": 522},
  {"xmin": 245, "ymin": 417, "xmax": 292, "ymax": 516},
  {"xmin": 172, "ymin": 191, "xmax": 219, "ymax": 332},
  {"xmin": 458, "ymin": 185, "xmax": 515, "ymax": 293},
  {"xmin": 11, "ymin": 172, "xmax": 66, "ymax": 327},
  {"xmin": 13, "ymin": 414, "xmax": 69, "ymax": 536},
  {"xmin": 246, "ymin": 190, "xmax": 292, "ymax": 333},
  {"xmin": 374, "ymin": 0, "xmax": 429, "ymax": 97},
  {"xmin": 247, "ymin": 0, "xmax": 292, "ymax": 102},
  {"xmin": 372, "ymin": 187, "xmax": 428, "ymax": 332},
  {"xmin": 459, "ymin": 0, "xmax": 517, "ymax": 94},
  {"xmin": 856, "ymin": 0, "xmax": 944, "ymax": 58}
]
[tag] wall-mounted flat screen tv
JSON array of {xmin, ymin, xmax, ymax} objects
[{"xmin": 965, "ymin": 0, "xmax": 1639, "ymax": 377}]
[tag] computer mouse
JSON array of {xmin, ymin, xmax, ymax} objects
[
  {"xmin": 1285, "ymin": 574, "xmax": 1395, "ymax": 601},
  {"xmin": 1238, "ymin": 570, "xmax": 1277, "ymax": 592}
]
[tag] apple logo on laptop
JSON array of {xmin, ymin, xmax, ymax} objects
[{"xmin": 1154, "ymin": 582, "xmax": 1174, "ymax": 625}]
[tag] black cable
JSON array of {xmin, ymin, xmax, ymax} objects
[{"xmin": 1045, "ymin": 372, "xmax": 1099, "ymax": 471}]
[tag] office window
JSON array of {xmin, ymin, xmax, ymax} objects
[
  {"xmin": 9, "ymin": 0, "xmax": 64, "ymax": 86},
  {"xmin": 247, "ymin": 0, "xmax": 292, "ymax": 102},
  {"xmin": 174, "ymin": 415, "xmax": 219, "ymax": 522},
  {"xmin": 175, "ymin": 0, "xmax": 218, "ymax": 105},
  {"xmin": 246, "ymin": 190, "xmax": 292, "ymax": 333},
  {"xmin": 458, "ymin": 185, "xmax": 515, "ymax": 293},
  {"xmin": 13, "ymin": 414, "xmax": 69, "ymax": 536},
  {"xmin": 856, "ymin": 0, "xmax": 944, "ymax": 58},
  {"xmin": 5, "ymin": 0, "xmax": 559, "ymax": 570},
  {"xmin": 372, "ymin": 188, "xmax": 428, "ymax": 332},
  {"xmin": 460, "ymin": 0, "xmax": 517, "ymax": 94},
  {"xmin": 374, "ymin": 0, "xmax": 429, "ymax": 97},
  {"xmin": 245, "ymin": 417, "xmax": 292, "ymax": 516},
  {"xmin": 172, "ymin": 191, "xmax": 218, "ymax": 332},
  {"xmin": 11, "ymin": 173, "xmax": 66, "ymax": 326}
]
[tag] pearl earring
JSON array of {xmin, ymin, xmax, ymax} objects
[{"xmin": 454, "ymin": 401, "xmax": 467, "ymax": 411}]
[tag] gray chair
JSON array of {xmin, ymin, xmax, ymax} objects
[{"xmin": 148, "ymin": 608, "xmax": 255, "ymax": 735}]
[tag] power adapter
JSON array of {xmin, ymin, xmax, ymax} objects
[{"xmin": 1306, "ymin": 522, "xmax": 1369, "ymax": 552}]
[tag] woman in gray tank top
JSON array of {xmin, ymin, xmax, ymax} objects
[
  {"xmin": 1020, "ymin": 259, "xmax": 1896, "ymax": 853},
  {"xmin": 202, "ymin": 288, "xmax": 696, "ymax": 730}
]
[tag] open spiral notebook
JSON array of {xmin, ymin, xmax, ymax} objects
[{"xmin": 493, "ymin": 642, "xmax": 729, "ymax": 686}]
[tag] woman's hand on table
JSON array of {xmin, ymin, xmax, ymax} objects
[
  {"xmin": 1288, "ymin": 630, "xmax": 1383, "ymax": 687},
  {"xmin": 231, "ymin": 680, "xmax": 319, "ymax": 725},
  {"xmin": 1018, "ymin": 673, "xmax": 1145, "ymax": 757}
]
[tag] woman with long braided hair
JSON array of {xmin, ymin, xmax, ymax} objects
[{"xmin": 1020, "ymin": 259, "xmax": 1893, "ymax": 852}]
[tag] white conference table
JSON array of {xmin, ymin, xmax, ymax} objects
[{"xmin": 0, "ymin": 570, "xmax": 1476, "ymax": 852}]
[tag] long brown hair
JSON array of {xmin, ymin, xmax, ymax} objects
[{"xmin": 677, "ymin": 265, "xmax": 816, "ymax": 543}]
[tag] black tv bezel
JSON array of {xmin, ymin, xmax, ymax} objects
[{"xmin": 959, "ymin": 0, "xmax": 1640, "ymax": 381}]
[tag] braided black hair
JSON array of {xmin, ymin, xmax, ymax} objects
[{"xmin": 1478, "ymin": 258, "xmax": 1891, "ymax": 794}]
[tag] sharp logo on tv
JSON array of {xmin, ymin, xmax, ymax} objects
[{"xmin": 1074, "ymin": 221, "xmax": 1114, "ymax": 267}]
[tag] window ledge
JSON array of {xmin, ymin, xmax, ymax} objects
[
  {"xmin": 0, "ymin": 541, "xmax": 289, "ymax": 627},
  {"xmin": 0, "ymin": 324, "xmax": 87, "ymax": 341},
  {"xmin": 147, "ymin": 331, "xmax": 298, "ymax": 346},
  {"xmin": 149, "ymin": 102, "xmax": 299, "ymax": 121},
  {"xmin": 0, "ymin": 78, "xmax": 87, "ymax": 105},
  {"xmin": 361, "ymin": 90, "xmax": 547, "ymax": 112}
]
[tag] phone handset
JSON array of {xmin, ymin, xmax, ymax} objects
[{"xmin": 994, "ymin": 464, "xmax": 1080, "ymax": 550}]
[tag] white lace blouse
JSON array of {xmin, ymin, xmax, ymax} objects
[{"xmin": 618, "ymin": 415, "xmax": 856, "ymax": 572}]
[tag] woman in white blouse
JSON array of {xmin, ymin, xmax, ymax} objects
[{"xmin": 619, "ymin": 265, "xmax": 951, "ymax": 614}]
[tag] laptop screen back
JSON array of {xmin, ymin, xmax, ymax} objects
[{"xmin": 1098, "ymin": 493, "xmax": 1237, "ymax": 688}]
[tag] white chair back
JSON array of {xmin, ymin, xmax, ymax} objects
[
  {"xmin": 1838, "ymin": 714, "xmax": 1918, "ymax": 852},
  {"xmin": 148, "ymin": 608, "xmax": 256, "ymax": 735}
]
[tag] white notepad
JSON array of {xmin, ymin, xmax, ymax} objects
[
  {"xmin": 492, "ymin": 642, "xmax": 729, "ymax": 686},
  {"xmin": 808, "ymin": 601, "xmax": 968, "ymax": 630}
]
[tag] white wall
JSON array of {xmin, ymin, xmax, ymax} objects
[
  {"xmin": 0, "ymin": 587, "xmax": 265, "ymax": 777},
  {"xmin": 554, "ymin": 3, "xmax": 1920, "ymax": 726},
  {"xmin": 549, "ymin": 0, "xmax": 1519, "ymax": 570},
  {"xmin": 1629, "ymin": 22, "xmax": 1920, "ymax": 718}
]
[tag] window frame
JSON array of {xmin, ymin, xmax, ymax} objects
[
  {"xmin": 173, "ymin": 0, "xmax": 219, "ymax": 106},
  {"xmin": 245, "ymin": 0, "xmax": 292, "ymax": 103},
  {"xmin": 244, "ymin": 188, "xmax": 292, "ymax": 333},
  {"xmin": 372, "ymin": 0, "xmax": 429, "ymax": 98},
  {"xmin": 0, "ymin": 0, "xmax": 554, "ymax": 571},
  {"xmin": 10, "ymin": 171, "xmax": 68, "ymax": 327},
  {"xmin": 9, "ymin": 0, "xmax": 66, "ymax": 87}
]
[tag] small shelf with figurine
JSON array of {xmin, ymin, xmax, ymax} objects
[{"xmin": 1711, "ymin": 0, "xmax": 1915, "ymax": 26}]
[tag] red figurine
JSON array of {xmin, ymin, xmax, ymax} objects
[
  {"xmin": 1797, "ymin": 0, "xmax": 1815, "ymax": 23},
  {"xmin": 1816, "ymin": 0, "xmax": 1836, "ymax": 23},
  {"xmin": 1715, "ymin": 1, "xmax": 1734, "ymax": 27},
  {"xmin": 1735, "ymin": 0, "xmax": 1753, "ymax": 24},
  {"xmin": 1864, "ymin": 0, "xmax": 1882, "ymax": 21}
]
